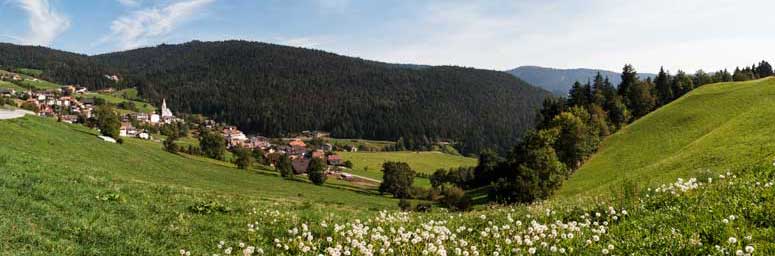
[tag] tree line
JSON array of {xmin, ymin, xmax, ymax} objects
[{"xmin": 431, "ymin": 61, "xmax": 774, "ymax": 204}]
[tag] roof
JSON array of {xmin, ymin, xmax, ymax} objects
[
  {"xmin": 289, "ymin": 139, "xmax": 306, "ymax": 147},
  {"xmin": 327, "ymin": 154, "xmax": 342, "ymax": 161},
  {"xmin": 291, "ymin": 158, "xmax": 310, "ymax": 174}
]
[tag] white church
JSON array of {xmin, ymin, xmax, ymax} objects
[{"xmin": 150, "ymin": 98, "xmax": 177, "ymax": 124}]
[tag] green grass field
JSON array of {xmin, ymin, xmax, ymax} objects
[
  {"xmin": 0, "ymin": 116, "xmax": 408, "ymax": 253},
  {"xmin": 327, "ymin": 138, "xmax": 395, "ymax": 151},
  {"xmin": 111, "ymin": 87, "xmax": 144, "ymax": 101},
  {"xmin": 2, "ymin": 82, "xmax": 775, "ymax": 254},
  {"xmin": 0, "ymin": 80, "xmax": 25, "ymax": 91},
  {"xmin": 339, "ymin": 151, "xmax": 477, "ymax": 186},
  {"xmin": 559, "ymin": 77, "xmax": 775, "ymax": 199},
  {"xmin": 83, "ymin": 92, "xmax": 157, "ymax": 113}
]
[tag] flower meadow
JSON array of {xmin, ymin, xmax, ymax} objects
[{"xmin": 179, "ymin": 166, "xmax": 775, "ymax": 255}]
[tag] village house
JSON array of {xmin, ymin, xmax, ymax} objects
[
  {"xmin": 75, "ymin": 87, "xmax": 88, "ymax": 94},
  {"xmin": 291, "ymin": 158, "xmax": 311, "ymax": 174},
  {"xmin": 311, "ymin": 149, "xmax": 325, "ymax": 159},
  {"xmin": 137, "ymin": 131, "xmax": 151, "ymax": 140},
  {"xmin": 327, "ymin": 154, "xmax": 343, "ymax": 166},
  {"xmin": 223, "ymin": 126, "xmax": 248, "ymax": 148},
  {"xmin": 288, "ymin": 139, "xmax": 307, "ymax": 155},
  {"xmin": 120, "ymin": 122, "xmax": 138, "ymax": 137},
  {"xmin": 248, "ymin": 136, "xmax": 271, "ymax": 149}
]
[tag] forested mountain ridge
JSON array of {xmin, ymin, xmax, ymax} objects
[
  {"xmin": 0, "ymin": 40, "xmax": 551, "ymax": 154},
  {"xmin": 507, "ymin": 66, "xmax": 656, "ymax": 95}
]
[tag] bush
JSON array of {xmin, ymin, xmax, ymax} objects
[
  {"xmin": 233, "ymin": 147, "xmax": 254, "ymax": 169},
  {"xmin": 163, "ymin": 137, "xmax": 179, "ymax": 153},
  {"xmin": 398, "ymin": 199, "xmax": 412, "ymax": 211},
  {"xmin": 343, "ymin": 160, "xmax": 353, "ymax": 169},
  {"xmin": 441, "ymin": 186, "xmax": 471, "ymax": 211},
  {"xmin": 409, "ymin": 186, "xmax": 430, "ymax": 200},
  {"xmin": 188, "ymin": 201, "xmax": 232, "ymax": 214},
  {"xmin": 116, "ymin": 138, "xmax": 124, "ymax": 144}
]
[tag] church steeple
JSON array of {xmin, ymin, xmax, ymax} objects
[{"xmin": 161, "ymin": 98, "xmax": 173, "ymax": 118}]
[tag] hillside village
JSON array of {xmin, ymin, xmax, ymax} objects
[{"xmin": 0, "ymin": 69, "xmax": 374, "ymax": 183}]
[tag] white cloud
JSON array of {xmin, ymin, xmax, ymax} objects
[
  {"xmin": 13, "ymin": 0, "xmax": 70, "ymax": 46},
  {"xmin": 105, "ymin": 0, "xmax": 215, "ymax": 50},
  {"xmin": 117, "ymin": 0, "xmax": 140, "ymax": 7},
  {"xmin": 348, "ymin": 0, "xmax": 775, "ymax": 73}
]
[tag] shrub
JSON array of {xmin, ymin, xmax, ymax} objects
[
  {"xmin": 398, "ymin": 199, "xmax": 411, "ymax": 211},
  {"xmin": 188, "ymin": 201, "xmax": 232, "ymax": 214},
  {"xmin": 409, "ymin": 186, "xmax": 430, "ymax": 200},
  {"xmin": 233, "ymin": 147, "xmax": 254, "ymax": 169},
  {"xmin": 441, "ymin": 186, "xmax": 471, "ymax": 211}
]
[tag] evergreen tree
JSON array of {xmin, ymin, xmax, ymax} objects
[
  {"xmin": 654, "ymin": 67, "xmax": 673, "ymax": 106},
  {"xmin": 756, "ymin": 60, "xmax": 773, "ymax": 78},
  {"xmin": 277, "ymin": 154, "xmax": 293, "ymax": 178},
  {"xmin": 618, "ymin": 64, "xmax": 639, "ymax": 99}
]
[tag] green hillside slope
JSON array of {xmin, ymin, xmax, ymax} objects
[
  {"xmin": 0, "ymin": 116, "xmax": 405, "ymax": 253},
  {"xmin": 559, "ymin": 77, "xmax": 775, "ymax": 198}
]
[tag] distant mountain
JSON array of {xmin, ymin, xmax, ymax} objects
[
  {"xmin": 507, "ymin": 66, "xmax": 656, "ymax": 96},
  {"xmin": 0, "ymin": 41, "xmax": 551, "ymax": 154}
]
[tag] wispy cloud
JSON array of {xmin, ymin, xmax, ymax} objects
[
  {"xmin": 104, "ymin": 0, "xmax": 215, "ymax": 50},
  {"xmin": 116, "ymin": 0, "xmax": 140, "ymax": 7},
  {"xmin": 13, "ymin": 0, "xmax": 70, "ymax": 46}
]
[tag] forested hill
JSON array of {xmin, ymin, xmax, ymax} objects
[
  {"xmin": 0, "ymin": 40, "xmax": 550, "ymax": 154},
  {"xmin": 0, "ymin": 43, "xmax": 119, "ymax": 89},
  {"xmin": 507, "ymin": 66, "xmax": 656, "ymax": 95}
]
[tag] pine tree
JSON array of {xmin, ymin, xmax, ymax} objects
[{"xmin": 654, "ymin": 67, "xmax": 673, "ymax": 106}]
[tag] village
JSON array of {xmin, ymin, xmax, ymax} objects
[{"xmin": 0, "ymin": 73, "xmax": 371, "ymax": 184}]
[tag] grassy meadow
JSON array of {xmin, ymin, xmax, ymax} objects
[
  {"xmin": 82, "ymin": 92, "xmax": 157, "ymax": 113},
  {"xmin": 559, "ymin": 77, "xmax": 775, "ymax": 199},
  {"xmin": 0, "ymin": 116, "xmax": 409, "ymax": 253},
  {"xmin": 338, "ymin": 151, "xmax": 477, "ymax": 185},
  {"xmin": 2, "ymin": 79, "xmax": 775, "ymax": 254}
]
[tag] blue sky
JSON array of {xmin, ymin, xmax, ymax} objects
[{"xmin": 1, "ymin": 0, "xmax": 774, "ymax": 73}]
